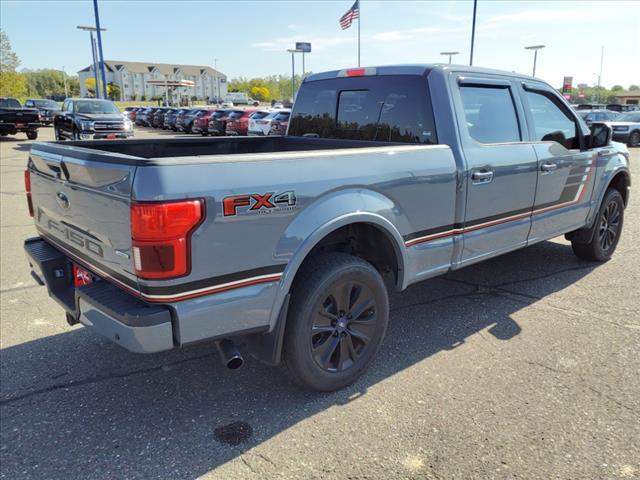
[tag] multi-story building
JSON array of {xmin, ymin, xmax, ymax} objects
[{"xmin": 78, "ymin": 60, "xmax": 227, "ymax": 102}]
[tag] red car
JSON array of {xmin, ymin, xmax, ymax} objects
[
  {"xmin": 192, "ymin": 109, "xmax": 218, "ymax": 135},
  {"xmin": 267, "ymin": 111, "xmax": 291, "ymax": 136},
  {"xmin": 225, "ymin": 109, "xmax": 258, "ymax": 136}
]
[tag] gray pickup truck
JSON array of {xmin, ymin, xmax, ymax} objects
[{"xmin": 24, "ymin": 65, "xmax": 631, "ymax": 391}]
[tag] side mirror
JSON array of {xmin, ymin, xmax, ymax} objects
[{"xmin": 589, "ymin": 122, "xmax": 612, "ymax": 149}]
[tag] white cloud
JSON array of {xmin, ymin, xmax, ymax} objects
[
  {"xmin": 252, "ymin": 35, "xmax": 351, "ymax": 52},
  {"xmin": 372, "ymin": 26, "xmax": 443, "ymax": 42},
  {"xmin": 487, "ymin": 9, "xmax": 594, "ymax": 24}
]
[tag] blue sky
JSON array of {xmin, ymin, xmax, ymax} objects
[{"xmin": 2, "ymin": 0, "xmax": 639, "ymax": 88}]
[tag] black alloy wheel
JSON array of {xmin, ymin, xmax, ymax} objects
[
  {"xmin": 284, "ymin": 253, "xmax": 389, "ymax": 391},
  {"xmin": 311, "ymin": 280, "xmax": 378, "ymax": 372},
  {"xmin": 597, "ymin": 198, "xmax": 621, "ymax": 252}
]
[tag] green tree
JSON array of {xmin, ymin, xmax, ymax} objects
[
  {"xmin": 0, "ymin": 30, "xmax": 27, "ymax": 97},
  {"xmin": 107, "ymin": 82, "xmax": 120, "ymax": 100},
  {"xmin": 0, "ymin": 30, "xmax": 20, "ymax": 72},
  {"xmin": 0, "ymin": 70, "xmax": 27, "ymax": 97},
  {"xmin": 629, "ymin": 85, "xmax": 640, "ymax": 91},
  {"xmin": 611, "ymin": 85, "xmax": 623, "ymax": 92}
]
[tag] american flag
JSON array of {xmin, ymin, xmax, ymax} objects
[{"xmin": 339, "ymin": 0, "xmax": 360, "ymax": 30}]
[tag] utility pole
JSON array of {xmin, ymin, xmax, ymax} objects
[
  {"xmin": 469, "ymin": 0, "xmax": 477, "ymax": 66},
  {"xmin": 77, "ymin": 25, "xmax": 106, "ymax": 98},
  {"xmin": 287, "ymin": 48, "xmax": 303, "ymax": 100},
  {"xmin": 62, "ymin": 66, "xmax": 69, "ymax": 98},
  {"xmin": 597, "ymin": 45, "xmax": 604, "ymax": 103},
  {"xmin": 92, "ymin": 0, "xmax": 108, "ymax": 99},
  {"xmin": 214, "ymin": 58, "xmax": 220, "ymax": 102}
]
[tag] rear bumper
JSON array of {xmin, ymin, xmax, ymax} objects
[
  {"xmin": 0, "ymin": 122, "xmax": 40, "ymax": 132},
  {"xmin": 24, "ymin": 237, "xmax": 174, "ymax": 353}
]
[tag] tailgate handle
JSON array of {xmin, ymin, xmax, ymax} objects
[{"xmin": 46, "ymin": 161, "xmax": 70, "ymax": 180}]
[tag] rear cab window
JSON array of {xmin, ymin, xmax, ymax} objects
[{"xmin": 289, "ymin": 75, "xmax": 437, "ymax": 144}]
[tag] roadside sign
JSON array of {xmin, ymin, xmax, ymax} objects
[
  {"xmin": 296, "ymin": 42, "xmax": 311, "ymax": 53},
  {"xmin": 563, "ymin": 94, "xmax": 571, "ymax": 100},
  {"xmin": 562, "ymin": 76, "xmax": 573, "ymax": 94}
]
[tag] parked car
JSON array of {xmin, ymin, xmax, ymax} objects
[
  {"xmin": 123, "ymin": 106, "xmax": 144, "ymax": 123},
  {"xmin": 24, "ymin": 64, "xmax": 630, "ymax": 392},
  {"xmin": 225, "ymin": 109, "xmax": 258, "ymax": 136},
  {"xmin": 578, "ymin": 109, "xmax": 619, "ymax": 126},
  {"xmin": 54, "ymin": 98, "xmax": 133, "ymax": 140},
  {"xmin": 220, "ymin": 101, "xmax": 234, "ymax": 108},
  {"xmin": 268, "ymin": 111, "xmax": 291, "ymax": 135},
  {"xmin": 24, "ymin": 99, "xmax": 61, "ymax": 125},
  {"xmin": 606, "ymin": 104, "xmax": 638, "ymax": 113},
  {"xmin": 0, "ymin": 97, "xmax": 41, "ymax": 140},
  {"xmin": 207, "ymin": 109, "xmax": 234, "ymax": 136},
  {"xmin": 606, "ymin": 111, "xmax": 640, "ymax": 146},
  {"xmin": 191, "ymin": 110, "xmax": 218, "ymax": 135},
  {"xmin": 272, "ymin": 102, "xmax": 285, "ymax": 109},
  {"xmin": 152, "ymin": 108, "xmax": 174, "ymax": 128},
  {"xmin": 248, "ymin": 109, "xmax": 290, "ymax": 136},
  {"xmin": 576, "ymin": 104, "xmax": 607, "ymax": 110},
  {"xmin": 135, "ymin": 107, "xmax": 156, "ymax": 127},
  {"xmin": 164, "ymin": 108, "xmax": 188, "ymax": 130},
  {"xmin": 177, "ymin": 108, "xmax": 211, "ymax": 133}
]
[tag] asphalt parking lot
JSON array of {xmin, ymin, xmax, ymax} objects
[{"xmin": 1, "ymin": 127, "xmax": 639, "ymax": 480}]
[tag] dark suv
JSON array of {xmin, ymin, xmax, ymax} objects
[
  {"xmin": 54, "ymin": 98, "xmax": 133, "ymax": 141},
  {"xmin": 24, "ymin": 99, "xmax": 61, "ymax": 125}
]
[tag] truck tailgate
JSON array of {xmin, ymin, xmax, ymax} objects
[{"xmin": 28, "ymin": 144, "xmax": 138, "ymax": 290}]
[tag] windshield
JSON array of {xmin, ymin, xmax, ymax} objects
[
  {"xmin": 74, "ymin": 100, "xmax": 120, "ymax": 114},
  {"xmin": 616, "ymin": 112, "xmax": 640, "ymax": 122},
  {"xmin": 33, "ymin": 100, "xmax": 59, "ymax": 109},
  {"xmin": 0, "ymin": 98, "xmax": 22, "ymax": 108}
]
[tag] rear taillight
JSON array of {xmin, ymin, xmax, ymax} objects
[
  {"xmin": 24, "ymin": 169, "xmax": 34, "ymax": 217},
  {"xmin": 131, "ymin": 199, "xmax": 204, "ymax": 279}
]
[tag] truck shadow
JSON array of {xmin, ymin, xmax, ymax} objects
[{"xmin": 0, "ymin": 241, "xmax": 599, "ymax": 479}]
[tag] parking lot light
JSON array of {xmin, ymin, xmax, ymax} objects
[
  {"xmin": 440, "ymin": 51, "xmax": 460, "ymax": 64},
  {"xmin": 524, "ymin": 45, "xmax": 545, "ymax": 77}
]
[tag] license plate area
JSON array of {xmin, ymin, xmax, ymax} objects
[
  {"xmin": 106, "ymin": 133, "xmax": 117, "ymax": 139},
  {"xmin": 16, "ymin": 123, "xmax": 26, "ymax": 128}
]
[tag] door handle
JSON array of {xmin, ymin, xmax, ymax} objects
[
  {"xmin": 541, "ymin": 162, "xmax": 557, "ymax": 172},
  {"xmin": 471, "ymin": 170, "xmax": 494, "ymax": 183}
]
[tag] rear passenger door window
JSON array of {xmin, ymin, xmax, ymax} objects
[
  {"xmin": 459, "ymin": 86, "xmax": 521, "ymax": 143},
  {"xmin": 523, "ymin": 89, "xmax": 578, "ymax": 149}
]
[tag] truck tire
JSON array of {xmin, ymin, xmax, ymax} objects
[
  {"xmin": 572, "ymin": 188, "xmax": 624, "ymax": 262},
  {"xmin": 26, "ymin": 130, "xmax": 38, "ymax": 140},
  {"xmin": 283, "ymin": 253, "xmax": 389, "ymax": 391}
]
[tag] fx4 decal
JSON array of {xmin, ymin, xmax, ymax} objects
[{"xmin": 223, "ymin": 191, "xmax": 297, "ymax": 216}]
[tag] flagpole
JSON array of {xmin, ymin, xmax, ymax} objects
[{"xmin": 357, "ymin": 1, "xmax": 361, "ymax": 67}]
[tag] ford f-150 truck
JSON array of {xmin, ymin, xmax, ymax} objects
[
  {"xmin": 0, "ymin": 97, "xmax": 41, "ymax": 140},
  {"xmin": 24, "ymin": 65, "xmax": 630, "ymax": 391}
]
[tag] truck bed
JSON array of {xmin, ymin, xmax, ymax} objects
[{"xmin": 32, "ymin": 136, "xmax": 404, "ymax": 164}]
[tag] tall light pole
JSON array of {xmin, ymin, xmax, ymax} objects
[
  {"xmin": 92, "ymin": 0, "xmax": 108, "ymax": 99},
  {"xmin": 62, "ymin": 66, "xmax": 69, "ymax": 98},
  {"xmin": 524, "ymin": 45, "xmax": 545, "ymax": 77},
  {"xmin": 287, "ymin": 48, "xmax": 303, "ymax": 101},
  {"xmin": 77, "ymin": 25, "xmax": 106, "ymax": 98},
  {"xmin": 469, "ymin": 0, "xmax": 478, "ymax": 66},
  {"xmin": 440, "ymin": 51, "xmax": 460, "ymax": 64},
  {"xmin": 214, "ymin": 58, "xmax": 221, "ymax": 102}
]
